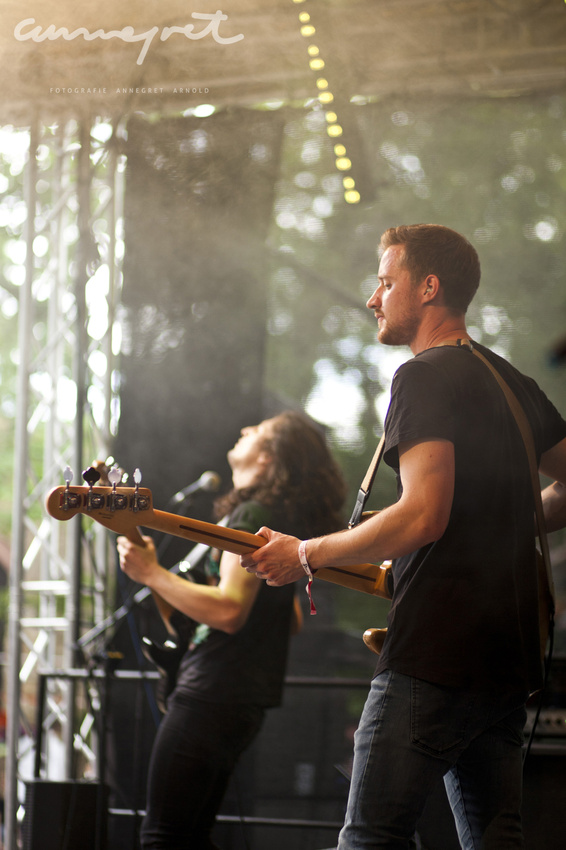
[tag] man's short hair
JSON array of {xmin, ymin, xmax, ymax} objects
[{"xmin": 379, "ymin": 224, "xmax": 481, "ymax": 314}]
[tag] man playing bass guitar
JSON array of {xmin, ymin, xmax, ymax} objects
[{"xmin": 241, "ymin": 225, "xmax": 566, "ymax": 850}]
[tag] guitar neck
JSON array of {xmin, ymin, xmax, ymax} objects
[
  {"xmin": 147, "ymin": 508, "xmax": 263, "ymax": 555},
  {"xmin": 46, "ymin": 484, "xmax": 392, "ymax": 601},
  {"xmin": 145, "ymin": 509, "xmax": 391, "ymax": 599}
]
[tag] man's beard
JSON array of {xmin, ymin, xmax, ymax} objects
[{"xmin": 378, "ymin": 311, "xmax": 419, "ymax": 347}]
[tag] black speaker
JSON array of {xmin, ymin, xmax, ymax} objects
[
  {"xmin": 23, "ymin": 780, "xmax": 108, "ymax": 850},
  {"xmin": 522, "ymin": 744, "xmax": 566, "ymax": 850},
  {"xmin": 416, "ymin": 744, "xmax": 566, "ymax": 850}
]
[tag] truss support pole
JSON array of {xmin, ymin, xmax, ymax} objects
[
  {"xmin": 5, "ymin": 117, "xmax": 39, "ymax": 850},
  {"xmin": 63, "ymin": 120, "xmax": 92, "ymax": 778},
  {"xmin": 3, "ymin": 116, "xmax": 123, "ymax": 850}
]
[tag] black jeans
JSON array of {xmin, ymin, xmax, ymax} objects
[{"xmin": 141, "ymin": 694, "xmax": 265, "ymax": 850}]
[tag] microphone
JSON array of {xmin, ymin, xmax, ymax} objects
[{"xmin": 169, "ymin": 471, "xmax": 221, "ymax": 505}]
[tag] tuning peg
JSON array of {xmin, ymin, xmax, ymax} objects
[
  {"xmin": 82, "ymin": 466, "xmax": 105, "ymax": 511},
  {"xmin": 61, "ymin": 466, "xmax": 79, "ymax": 511},
  {"xmin": 82, "ymin": 467, "xmax": 101, "ymax": 488},
  {"xmin": 132, "ymin": 468, "xmax": 146, "ymax": 512},
  {"xmin": 107, "ymin": 467, "xmax": 122, "ymax": 488},
  {"xmin": 107, "ymin": 466, "xmax": 126, "ymax": 511}
]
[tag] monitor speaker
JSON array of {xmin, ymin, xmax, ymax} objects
[
  {"xmin": 23, "ymin": 780, "xmax": 108, "ymax": 850},
  {"xmin": 416, "ymin": 745, "xmax": 566, "ymax": 850}
]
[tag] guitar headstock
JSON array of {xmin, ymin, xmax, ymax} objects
[{"xmin": 45, "ymin": 464, "xmax": 154, "ymax": 538}]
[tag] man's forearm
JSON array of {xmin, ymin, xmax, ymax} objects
[
  {"xmin": 242, "ymin": 438, "xmax": 454, "ymax": 586},
  {"xmin": 306, "ymin": 437, "xmax": 454, "ymax": 571},
  {"xmin": 542, "ymin": 481, "xmax": 566, "ymax": 533},
  {"xmin": 306, "ymin": 498, "xmax": 445, "ymax": 571}
]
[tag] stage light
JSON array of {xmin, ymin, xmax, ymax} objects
[
  {"xmin": 300, "ymin": 24, "xmax": 316, "ymax": 36},
  {"xmin": 344, "ymin": 189, "xmax": 361, "ymax": 204},
  {"xmin": 309, "ymin": 58, "xmax": 325, "ymax": 70},
  {"xmin": 335, "ymin": 157, "xmax": 352, "ymax": 170}
]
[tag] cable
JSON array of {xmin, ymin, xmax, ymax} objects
[
  {"xmin": 523, "ymin": 617, "xmax": 555, "ymax": 763},
  {"xmin": 230, "ymin": 761, "xmax": 253, "ymax": 850}
]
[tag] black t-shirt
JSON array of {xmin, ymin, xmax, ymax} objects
[
  {"xmin": 374, "ymin": 342, "xmax": 566, "ymax": 695},
  {"xmin": 174, "ymin": 501, "xmax": 296, "ymax": 707}
]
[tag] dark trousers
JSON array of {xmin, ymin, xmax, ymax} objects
[
  {"xmin": 338, "ymin": 670, "xmax": 527, "ymax": 849},
  {"xmin": 141, "ymin": 695, "xmax": 264, "ymax": 850}
]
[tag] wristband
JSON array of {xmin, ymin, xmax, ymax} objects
[
  {"xmin": 298, "ymin": 540, "xmax": 317, "ymax": 615},
  {"xmin": 298, "ymin": 539, "xmax": 314, "ymax": 576}
]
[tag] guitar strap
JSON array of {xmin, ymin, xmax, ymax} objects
[
  {"xmin": 348, "ymin": 434, "xmax": 385, "ymax": 528},
  {"xmin": 349, "ymin": 338, "xmax": 555, "ymax": 617},
  {"xmin": 443, "ymin": 338, "xmax": 555, "ymax": 614}
]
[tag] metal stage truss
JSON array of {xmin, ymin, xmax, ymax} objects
[{"xmin": 4, "ymin": 117, "xmax": 126, "ymax": 850}]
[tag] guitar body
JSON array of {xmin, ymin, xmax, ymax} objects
[
  {"xmin": 142, "ymin": 611, "xmax": 198, "ymax": 712},
  {"xmin": 363, "ymin": 627, "xmax": 387, "ymax": 655}
]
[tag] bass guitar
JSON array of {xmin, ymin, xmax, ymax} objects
[{"xmin": 45, "ymin": 467, "xmax": 393, "ymax": 653}]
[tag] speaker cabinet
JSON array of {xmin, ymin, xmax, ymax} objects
[
  {"xmin": 23, "ymin": 780, "xmax": 108, "ymax": 850},
  {"xmin": 522, "ymin": 744, "xmax": 566, "ymax": 849},
  {"xmin": 416, "ymin": 744, "xmax": 566, "ymax": 850}
]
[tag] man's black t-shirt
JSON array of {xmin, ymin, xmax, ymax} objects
[{"xmin": 374, "ymin": 342, "xmax": 566, "ymax": 695}]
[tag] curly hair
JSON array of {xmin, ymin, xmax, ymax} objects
[{"xmin": 214, "ymin": 411, "xmax": 347, "ymax": 539}]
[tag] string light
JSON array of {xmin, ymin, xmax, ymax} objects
[
  {"xmin": 294, "ymin": 0, "xmax": 361, "ymax": 203},
  {"xmin": 344, "ymin": 189, "xmax": 361, "ymax": 204}
]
